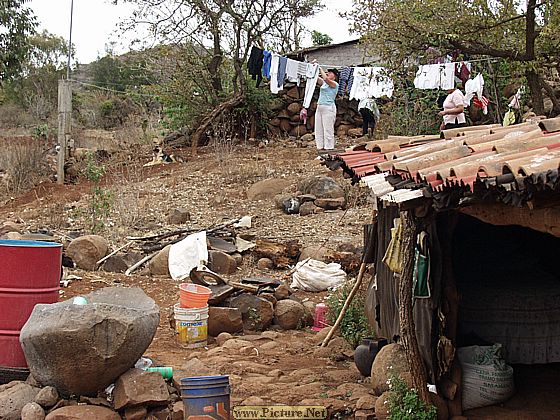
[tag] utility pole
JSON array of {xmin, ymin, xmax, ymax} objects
[{"xmin": 57, "ymin": 0, "xmax": 74, "ymax": 185}]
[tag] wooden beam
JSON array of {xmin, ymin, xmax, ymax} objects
[
  {"xmin": 459, "ymin": 203, "xmax": 560, "ymax": 237},
  {"xmin": 57, "ymin": 79, "xmax": 72, "ymax": 185}
]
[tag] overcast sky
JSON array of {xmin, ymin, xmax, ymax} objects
[{"xmin": 29, "ymin": 0, "xmax": 354, "ymax": 64}]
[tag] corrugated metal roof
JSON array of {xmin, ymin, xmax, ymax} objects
[{"xmin": 330, "ymin": 118, "xmax": 560, "ymax": 207}]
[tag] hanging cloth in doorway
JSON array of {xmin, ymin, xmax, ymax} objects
[
  {"xmin": 413, "ymin": 231, "xmax": 431, "ymax": 298},
  {"xmin": 382, "ymin": 216, "xmax": 405, "ymax": 274}
]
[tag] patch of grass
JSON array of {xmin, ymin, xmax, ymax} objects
[{"xmin": 387, "ymin": 374, "xmax": 437, "ymax": 420}]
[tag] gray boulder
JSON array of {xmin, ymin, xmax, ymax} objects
[
  {"xmin": 274, "ymin": 300, "xmax": 305, "ymax": 330},
  {"xmin": 20, "ymin": 287, "xmax": 160, "ymax": 397},
  {"xmin": 148, "ymin": 245, "xmax": 171, "ymax": 276},
  {"xmin": 113, "ymin": 368, "xmax": 169, "ymax": 410},
  {"xmin": 230, "ymin": 294, "xmax": 274, "ymax": 331},
  {"xmin": 21, "ymin": 402, "xmax": 45, "ymax": 420},
  {"xmin": 298, "ymin": 176, "xmax": 345, "ymax": 199},
  {"xmin": 66, "ymin": 235, "xmax": 109, "ymax": 271},
  {"xmin": 247, "ymin": 178, "xmax": 292, "ymax": 201},
  {"xmin": 44, "ymin": 405, "xmax": 121, "ymax": 420}
]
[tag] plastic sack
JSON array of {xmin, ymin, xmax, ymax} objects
[
  {"xmin": 291, "ymin": 258, "xmax": 346, "ymax": 292},
  {"xmin": 169, "ymin": 231, "xmax": 208, "ymax": 281},
  {"xmin": 458, "ymin": 344, "xmax": 515, "ymax": 411}
]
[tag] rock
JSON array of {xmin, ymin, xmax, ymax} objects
[
  {"xmin": 247, "ymin": 178, "xmax": 292, "ymax": 201},
  {"xmin": 274, "ymin": 300, "xmax": 305, "ymax": 330},
  {"xmin": 348, "ymin": 128, "xmax": 363, "ymax": 137},
  {"xmin": 257, "ymin": 258, "xmax": 274, "ymax": 270},
  {"xmin": 354, "ymin": 409, "xmax": 375, "ymax": 420},
  {"xmin": 280, "ymin": 197, "xmax": 301, "ymax": 214},
  {"xmin": 3, "ymin": 231, "xmax": 23, "ymax": 240},
  {"xmin": 274, "ymin": 284, "xmax": 291, "ymax": 300},
  {"xmin": 313, "ymin": 327, "xmax": 336, "ymax": 344},
  {"xmin": 66, "ymin": 235, "xmax": 109, "ymax": 271},
  {"xmin": 168, "ymin": 208, "xmax": 190, "ymax": 224},
  {"xmin": 231, "ymin": 253, "xmax": 243, "ymax": 266},
  {"xmin": 0, "ymin": 381, "xmax": 40, "ymax": 420},
  {"xmin": 242, "ymin": 396, "xmax": 265, "ymax": 404},
  {"xmin": 298, "ymin": 176, "xmax": 345, "ymax": 200},
  {"xmin": 230, "ymin": 294, "xmax": 274, "ymax": 331},
  {"xmin": 124, "ymin": 405, "xmax": 148, "ymax": 420},
  {"xmin": 259, "ymin": 293, "xmax": 277, "ymax": 306},
  {"xmin": 114, "ymin": 368, "xmax": 170, "ymax": 410},
  {"xmin": 302, "ymin": 301, "xmax": 315, "ymax": 327},
  {"xmin": 314, "ymin": 197, "xmax": 346, "ymax": 210},
  {"xmin": 44, "ymin": 405, "xmax": 121, "ymax": 420},
  {"xmin": 301, "ymin": 133, "xmax": 314, "ymax": 142},
  {"xmin": 0, "ymin": 221, "xmax": 22, "ymax": 234},
  {"xmin": 274, "ymin": 193, "xmax": 293, "ymax": 209},
  {"xmin": 148, "ymin": 245, "xmax": 171, "ymax": 276},
  {"xmin": 34, "ymin": 386, "xmax": 59, "ymax": 408},
  {"xmin": 356, "ymin": 395, "xmax": 377, "ymax": 410},
  {"xmin": 20, "ymin": 287, "xmax": 160, "ymax": 397},
  {"xmin": 149, "ymin": 407, "xmax": 170, "ymax": 420},
  {"xmin": 208, "ymin": 307, "xmax": 243, "ymax": 336},
  {"xmin": 179, "ymin": 358, "xmax": 214, "ymax": 379},
  {"xmin": 370, "ymin": 343, "xmax": 412, "ymax": 395},
  {"xmin": 21, "ymin": 402, "xmax": 45, "ymax": 420},
  {"xmin": 122, "ymin": 252, "xmax": 144, "ymax": 267},
  {"xmin": 216, "ymin": 332, "xmax": 233, "ymax": 346},
  {"xmin": 208, "ymin": 250, "xmax": 237, "ymax": 274},
  {"xmin": 298, "ymin": 245, "xmax": 329, "ymax": 262},
  {"xmin": 78, "ymin": 396, "xmax": 111, "ymax": 407},
  {"xmin": 102, "ymin": 255, "xmax": 129, "ymax": 273},
  {"xmin": 375, "ymin": 391, "xmax": 392, "ymax": 420},
  {"xmin": 299, "ymin": 202, "xmax": 322, "ymax": 216},
  {"xmin": 171, "ymin": 401, "xmax": 183, "ymax": 420}
]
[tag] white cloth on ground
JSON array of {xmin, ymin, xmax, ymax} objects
[
  {"xmin": 315, "ymin": 103, "xmax": 336, "ymax": 149},
  {"xmin": 414, "ymin": 63, "xmax": 455, "ymax": 90},
  {"xmin": 291, "ymin": 258, "xmax": 346, "ymax": 292},
  {"xmin": 303, "ymin": 63, "xmax": 319, "ymax": 108},
  {"xmin": 168, "ymin": 231, "xmax": 208, "ymax": 280},
  {"xmin": 349, "ymin": 67, "xmax": 394, "ymax": 100}
]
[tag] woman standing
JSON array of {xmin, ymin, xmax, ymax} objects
[
  {"xmin": 439, "ymin": 85, "xmax": 466, "ymax": 132},
  {"xmin": 314, "ymin": 67, "xmax": 339, "ymax": 151}
]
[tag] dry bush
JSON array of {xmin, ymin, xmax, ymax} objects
[
  {"xmin": 0, "ymin": 141, "xmax": 51, "ymax": 200},
  {"xmin": 0, "ymin": 103, "xmax": 35, "ymax": 128}
]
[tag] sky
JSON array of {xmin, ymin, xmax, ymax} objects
[{"xmin": 28, "ymin": 0, "xmax": 355, "ymax": 65}]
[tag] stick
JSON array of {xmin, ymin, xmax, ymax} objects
[
  {"xmin": 125, "ymin": 251, "xmax": 157, "ymax": 276},
  {"xmin": 321, "ymin": 261, "xmax": 367, "ymax": 347},
  {"xmin": 127, "ymin": 228, "xmax": 193, "ymax": 241},
  {"xmin": 96, "ymin": 241, "xmax": 134, "ymax": 265}
]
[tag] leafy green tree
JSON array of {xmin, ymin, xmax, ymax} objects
[
  {"xmin": 0, "ymin": 0, "xmax": 37, "ymax": 84},
  {"xmin": 349, "ymin": 0, "xmax": 560, "ymax": 116},
  {"xmin": 311, "ymin": 30, "xmax": 333, "ymax": 46}
]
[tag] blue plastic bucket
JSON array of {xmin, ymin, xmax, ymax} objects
[{"xmin": 181, "ymin": 375, "xmax": 230, "ymax": 419}]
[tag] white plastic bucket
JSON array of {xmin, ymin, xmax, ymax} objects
[{"xmin": 174, "ymin": 304, "xmax": 208, "ymax": 348}]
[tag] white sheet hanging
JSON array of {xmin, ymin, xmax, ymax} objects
[
  {"xmin": 413, "ymin": 63, "xmax": 455, "ymax": 90},
  {"xmin": 349, "ymin": 67, "xmax": 394, "ymax": 100},
  {"xmin": 464, "ymin": 74, "xmax": 485, "ymax": 105}
]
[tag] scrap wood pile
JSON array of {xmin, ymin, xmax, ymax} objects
[{"xmin": 324, "ymin": 116, "xmax": 560, "ymax": 211}]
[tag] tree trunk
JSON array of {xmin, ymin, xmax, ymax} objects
[
  {"xmin": 190, "ymin": 94, "xmax": 245, "ymax": 155},
  {"xmin": 398, "ymin": 211, "xmax": 430, "ymax": 404},
  {"xmin": 527, "ymin": 69, "xmax": 544, "ymax": 115}
]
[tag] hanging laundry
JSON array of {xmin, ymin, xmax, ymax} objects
[
  {"xmin": 464, "ymin": 74, "xmax": 484, "ymax": 105},
  {"xmin": 350, "ymin": 67, "xmax": 394, "ymax": 100},
  {"xmin": 455, "ymin": 62, "xmax": 471, "ymax": 85},
  {"xmin": 262, "ymin": 50, "xmax": 272, "ymax": 79},
  {"xmin": 413, "ymin": 63, "xmax": 455, "ymax": 90},
  {"xmin": 277, "ymin": 56, "xmax": 288, "ymax": 88},
  {"xmin": 503, "ymin": 109, "xmax": 516, "ymax": 127},
  {"xmin": 248, "ymin": 46, "xmax": 264, "ymax": 87},
  {"xmin": 473, "ymin": 95, "xmax": 490, "ymax": 115},
  {"xmin": 412, "ymin": 231, "xmax": 431, "ymax": 299},
  {"xmin": 338, "ymin": 67, "xmax": 354, "ymax": 96},
  {"xmin": 299, "ymin": 108, "xmax": 308, "ymax": 125},
  {"xmin": 285, "ymin": 58, "xmax": 300, "ymax": 84},
  {"xmin": 269, "ymin": 53, "xmax": 282, "ymax": 94},
  {"xmin": 302, "ymin": 63, "xmax": 319, "ymax": 108}
]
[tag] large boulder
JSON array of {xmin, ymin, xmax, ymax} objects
[
  {"xmin": 207, "ymin": 250, "xmax": 237, "ymax": 274},
  {"xmin": 148, "ymin": 245, "xmax": 171, "ymax": 276},
  {"xmin": 370, "ymin": 343, "xmax": 412, "ymax": 395},
  {"xmin": 247, "ymin": 178, "xmax": 292, "ymax": 201},
  {"xmin": 20, "ymin": 287, "xmax": 160, "ymax": 397},
  {"xmin": 0, "ymin": 381, "xmax": 40, "ymax": 420},
  {"xmin": 21, "ymin": 402, "xmax": 45, "ymax": 420},
  {"xmin": 113, "ymin": 368, "xmax": 169, "ymax": 410},
  {"xmin": 45, "ymin": 405, "xmax": 121, "ymax": 420},
  {"xmin": 229, "ymin": 294, "xmax": 274, "ymax": 331},
  {"xmin": 298, "ymin": 176, "xmax": 345, "ymax": 200},
  {"xmin": 208, "ymin": 307, "xmax": 243, "ymax": 336},
  {"xmin": 274, "ymin": 300, "xmax": 305, "ymax": 330},
  {"xmin": 66, "ymin": 235, "xmax": 109, "ymax": 270}
]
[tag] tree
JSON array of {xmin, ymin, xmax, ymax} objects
[
  {"xmin": 113, "ymin": 0, "xmax": 322, "ymax": 150},
  {"xmin": 311, "ymin": 30, "xmax": 332, "ymax": 46},
  {"xmin": 349, "ymin": 0, "xmax": 560, "ymax": 116},
  {"xmin": 0, "ymin": 0, "xmax": 37, "ymax": 84}
]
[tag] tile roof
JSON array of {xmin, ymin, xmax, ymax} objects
[{"xmin": 328, "ymin": 118, "xmax": 560, "ymax": 209}]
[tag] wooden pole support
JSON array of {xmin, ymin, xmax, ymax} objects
[{"xmin": 57, "ymin": 79, "xmax": 72, "ymax": 185}]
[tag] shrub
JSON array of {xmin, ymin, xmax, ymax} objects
[
  {"xmin": 387, "ymin": 374, "xmax": 437, "ymax": 420},
  {"xmin": 326, "ymin": 280, "xmax": 375, "ymax": 348}
]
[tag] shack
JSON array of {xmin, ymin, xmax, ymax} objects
[{"xmin": 326, "ymin": 117, "xmax": 560, "ymax": 417}]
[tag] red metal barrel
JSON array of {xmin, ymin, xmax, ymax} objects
[{"xmin": 0, "ymin": 240, "xmax": 62, "ymax": 368}]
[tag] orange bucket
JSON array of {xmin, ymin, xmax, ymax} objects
[{"xmin": 179, "ymin": 283, "xmax": 212, "ymax": 308}]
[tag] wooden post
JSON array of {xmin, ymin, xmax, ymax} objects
[
  {"xmin": 398, "ymin": 211, "xmax": 430, "ymax": 404},
  {"xmin": 57, "ymin": 79, "xmax": 72, "ymax": 185}
]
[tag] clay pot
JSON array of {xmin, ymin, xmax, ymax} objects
[{"xmin": 354, "ymin": 337, "xmax": 388, "ymax": 377}]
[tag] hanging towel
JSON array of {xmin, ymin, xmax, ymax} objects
[
  {"xmin": 473, "ymin": 95, "xmax": 490, "ymax": 115},
  {"xmin": 285, "ymin": 58, "xmax": 301, "ymax": 84},
  {"xmin": 338, "ymin": 67, "xmax": 354, "ymax": 96},
  {"xmin": 262, "ymin": 50, "xmax": 272, "ymax": 78},
  {"xmin": 413, "ymin": 231, "xmax": 431, "ymax": 298},
  {"xmin": 248, "ymin": 46, "xmax": 264, "ymax": 87},
  {"xmin": 414, "ymin": 63, "xmax": 455, "ymax": 90},
  {"xmin": 277, "ymin": 56, "xmax": 288, "ymax": 88},
  {"xmin": 303, "ymin": 63, "xmax": 319, "ymax": 108},
  {"xmin": 350, "ymin": 67, "xmax": 394, "ymax": 100},
  {"xmin": 382, "ymin": 217, "xmax": 405, "ymax": 274},
  {"xmin": 269, "ymin": 53, "xmax": 281, "ymax": 94},
  {"xmin": 464, "ymin": 74, "xmax": 484, "ymax": 105}
]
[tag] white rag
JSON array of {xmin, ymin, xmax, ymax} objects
[
  {"xmin": 168, "ymin": 231, "xmax": 208, "ymax": 280},
  {"xmin": 349, "ymin": 67, "xmax": 394, "ymax": 100},
  {"xmin": 291, "ymin": 258, "xmax": 346, "ymax": 292},
  {"xmin": 414, "ymin": 63, "xmax": 455, "ymax": 90}
]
